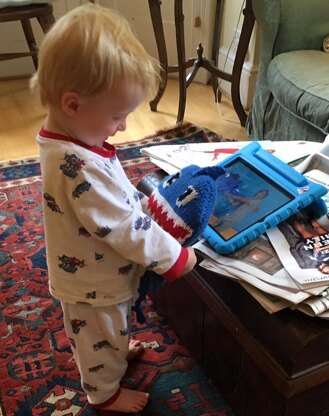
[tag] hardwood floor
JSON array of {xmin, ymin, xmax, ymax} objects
[{"xmin": 0, "ymin": 77, "xmax": 249, "ymax": 162}]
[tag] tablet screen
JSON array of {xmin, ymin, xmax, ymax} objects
[{"xmin": 209, "ymin": 157, "xmax": 294, "ymax": 241}]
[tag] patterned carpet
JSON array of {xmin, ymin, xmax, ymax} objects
[{"xmin": 0, "ymin": 122, "xmax": 236, "ymax": 416}]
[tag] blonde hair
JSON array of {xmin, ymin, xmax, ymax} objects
[{"xmin": 31, "ymin": 3, "xmax": 160, "ymax": 106}]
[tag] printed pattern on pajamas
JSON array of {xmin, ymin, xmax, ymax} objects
[{"xmin": 61, "ymin": 300, "xmax": 132, "ymax": 405}]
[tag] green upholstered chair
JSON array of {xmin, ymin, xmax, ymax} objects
[{"xmin": 246, "ymin": 0, "xmax": 329, "ymax": 142}]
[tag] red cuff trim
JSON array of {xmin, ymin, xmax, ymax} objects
[
  {"xmin": 92, "ymin": 388, "xmax": 121, "ymax": 409},
  {"xmin": 162, "ymin": 247, "xmax": 189, "ymax": 282}
]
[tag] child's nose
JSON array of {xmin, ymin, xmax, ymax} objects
[{"xmin": 117, "ymin": 119, "xmax": 127, "ymax": 131}]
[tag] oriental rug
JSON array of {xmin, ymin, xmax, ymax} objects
[{"xmin": 0, "ymin": 122, "xmax": 236, "ymax": 416}]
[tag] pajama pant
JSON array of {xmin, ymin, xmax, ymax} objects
[{"xmin": 61, "ymin": 300, "xmax": 132, "ymax": 406}]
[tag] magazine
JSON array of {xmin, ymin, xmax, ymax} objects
[
  {"xmin": 267, "ymin": 211, "xmax": 329, "ymax": 288},
  {"xmin": 140, "ymin": 140, "xmax": 321, "ymax": 174},
  {"xmin": 142, "ymin": 142, "xmax": 254, "ymax": 174},
  {"xmin": 265, "ymin": 135, "xmax": 329, "ymax": 293}
]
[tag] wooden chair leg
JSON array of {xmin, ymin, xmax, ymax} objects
[
  {"xmin": 230, "ymin": 0, "xmax": 255, "ymax": 126},
  {"xmin": 37, "ymin": 13, "xmax": 55, "ymax": 33},
  {"xmin": 175, "ymin": 0, "xmax": 187, "ymax": 123},
  {"xmin": 148, "ymin": 0, "xmax": 169, "ymax": 113},
  {"xmin": 0, "ymin": 5, "xmax": 55, "ymax": 72},
  {"xmin": 21, "ymin": 18, "xmax": 38, "ymax": 69},
  {"xmin": 211, "ymin": 0, "xmax": 224, "ymax": 102}
]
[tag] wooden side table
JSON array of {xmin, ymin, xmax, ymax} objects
[{"xmin": 148, "ymin": 0, "xmax": 255, "ymax": 126}]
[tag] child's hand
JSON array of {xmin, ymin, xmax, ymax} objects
[{"xmin": 182, "ymin": 247, "xmax": 197, "ymax": 276}]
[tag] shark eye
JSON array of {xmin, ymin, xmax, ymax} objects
[
  {"xmin": 163, "ymin": 171, "xmax": 181, "ymax": 188},
  {"xmin": 176, "ymin": 186, "xmax": 198, "ymax": 207}
]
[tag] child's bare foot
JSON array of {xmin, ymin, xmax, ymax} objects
[
  {"xmin": 101, "ymin": 388, "xmax": 149, "ymax": 413},
  {"xmin": 127, "ymin": 339, "xmax": 144, "ymax": 361}
]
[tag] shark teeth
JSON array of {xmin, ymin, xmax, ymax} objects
[{"xmin": 148, "ymin": 192, "xmax": 192, "ymax": 244}]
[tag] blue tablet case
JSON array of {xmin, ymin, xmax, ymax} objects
[{"xmin": 202, "ymin": 141, "xmax": 327, "ymax": 254}]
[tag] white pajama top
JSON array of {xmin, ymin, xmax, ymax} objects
[{"xmin": 37, "ymin": 129, "xmax": 188, "ymax": 307}]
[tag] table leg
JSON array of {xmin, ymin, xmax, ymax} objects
[
  {"xmin": 148, "ymin": 0, "xmax": 168, "ymax": 112},
  {"xmin": 211, "ymin": 0, "xmax": 224, "ymax": 102},
  {"xmin": 175, "ymin": 0, "xmax": 187, "ymax": 123},
  {"xmin": 230, "ymin": 0, "xmax": 255, "ymax": 126},
  {"xmin": 148, "ymin": 0, "xmax": 254, "ymax": 126}
]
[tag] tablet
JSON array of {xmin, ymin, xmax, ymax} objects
[{"xmin": 202, "ymin": 141, "xmax": 327, "ymax": 254}]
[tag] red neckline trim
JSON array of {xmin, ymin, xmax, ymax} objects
[{"xmin": 39, "ymin": 127, "xmax": 116, "ymax": 158}]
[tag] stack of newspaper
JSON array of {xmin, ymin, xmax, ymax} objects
[
  {"xmin": 140, "ymin": 140, "xmax": 321, "ymax": 174},
  {"xmin": 141, "ymin": 138, "xmax": 329, "ymax": 319}
]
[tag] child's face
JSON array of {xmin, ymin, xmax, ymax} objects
[{"xmin": 74, "ymin": 82, "xmax": 144, "ymax": 147}]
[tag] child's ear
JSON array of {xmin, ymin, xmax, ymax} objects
[{"xmin": 61, "ymin": 92, "xmax": 81, "ymax": 116}]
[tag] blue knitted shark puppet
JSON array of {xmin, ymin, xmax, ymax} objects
[
  {"xmin": 147, "ymin": 164, "xmax": 233, "ymax": 245},
  {"xmin": 133, "ymin": 164, "xmax": 237, "ymax": 323}
]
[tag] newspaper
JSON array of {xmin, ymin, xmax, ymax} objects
[
  {"xmin": 199, "ymin": 258, "xmax": 290, "ymax": 313},
  {"xmin": 141, "ymin": 140, "xmax": 321, "ymax": 174},
  {"xmin": 195, "ymin": 236, "xmax": 300, "ymax": 291},
  {"xmin": 196, "ymin": 241, "xmax": 329, "ymax": 318},
  {"xmin": 142, "ymin": 142, "xmax": 255, "ymax": 174},
  {"xmin": 295, "ymin": 295, "xmax": 329, "ymax": 319},
  {"xmin": 193, "ymin": 239, "xmax": 317, "ymax": 304}
]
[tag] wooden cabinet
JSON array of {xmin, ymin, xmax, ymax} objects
[{"xmin": 152, "ymin": 262, "xmax": 329, "ymax": 416}]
